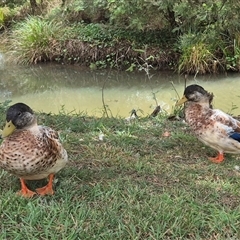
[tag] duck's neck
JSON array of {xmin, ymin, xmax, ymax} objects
[
  {"xmin": 186, "ymin": 100, "xmax": 210, "ymax": 109},
  {"xmin": 20, "ymin": 116, "xmax": 38, "ymax": 131},
  {"xmin": 185, "ymin": 101, "xmax": 213, "ymax": 129}
]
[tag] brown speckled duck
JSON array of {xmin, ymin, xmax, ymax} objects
[
  {"xmin": 176, "ymin": 84, "xmax": 240, "ymax": 163},
  {"xmin": 0, "ymin": 103, "xmax": 68, "ymax": 197}
]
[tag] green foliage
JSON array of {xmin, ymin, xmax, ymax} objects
[
  {"xmin": 0, "ymin": 0, "xmax": 26, "ymax": 9},
  {"xmin": 2, "ymin": 0, "xmax": 240, "ymax": 73},
  {"xmin": 71, "ymin": 22, "xmax": 174, "ymax": 48},
  {"xmin": 223, "ymin": 33, "xmax": 240, "ymax": 71},
  {"xmin": 107, "ymin": 0, "xmax": 168, "ymax": 30},
  {"xmin": 60, "ymin": 0, "xmax": 108, "ymax": 24},
  {"xmin": 173, "ymin": 0, "xmax": 240, "ymax": 73},
  {"xmin": 73, "ymin": 23, "xmax": 113, "ymax": 43}
]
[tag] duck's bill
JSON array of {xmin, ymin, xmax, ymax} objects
[
  {"xmin": 2, "ymin": 120, "xmax": 16, "ymax": 138},
  {"xmin": 176, "ymin": 95, "xmax": 188, "ymax": 106}
]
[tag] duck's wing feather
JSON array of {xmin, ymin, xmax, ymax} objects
[
  {"xmin": 39, "ymin": 126, "xmax": 67, "ymax": 159},
  {"xmin": 211, "ymin": 109, "xmax": 240, "ymax": 142}
]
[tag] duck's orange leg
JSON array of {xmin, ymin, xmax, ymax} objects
[
  {"xmin": 36, "ymin": 174, "xmax": 54, "ymax": 196},
  {"xmin": 17, "ymin": 178, "xmax": 36, "ymax": 198},
  {"xmin": 208, "ymin": 152, "xmax": 224, "ymax": 163}
]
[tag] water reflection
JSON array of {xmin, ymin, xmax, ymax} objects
[{"xmin": 1, "ymin": 54, "xmax": 240, "ymax": 117}]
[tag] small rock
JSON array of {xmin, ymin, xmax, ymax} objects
[{"xmin": 234, "ymin": 165, "xmax": 240, "ymax": 171}]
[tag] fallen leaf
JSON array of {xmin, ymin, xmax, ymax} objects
[{"xmin": 162, "ymin": 131, "xmax": 171, "ymax": 137}]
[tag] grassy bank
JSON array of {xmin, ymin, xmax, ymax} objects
[
  {"xmin": 0, "ymin": 103, "xmax": 240, "ymax": 239},
  {"xmin": 1, "ymin": 0, "xmax": 240, "ymax": 74}
]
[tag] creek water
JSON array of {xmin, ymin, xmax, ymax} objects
[{"xmin": 1, "ymin": 52, "xmax": 240, "ymax": 117}]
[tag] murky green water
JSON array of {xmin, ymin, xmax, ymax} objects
[{"xmin": 1, "ymin": 51, "xmax": 240, "ymax": 117}]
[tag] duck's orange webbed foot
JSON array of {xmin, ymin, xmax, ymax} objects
[
  {"xmin": 208, "ymin": 152, "xmax": 224, "ymax": 163},
  {"xmin": 36, "ymin": 174, "xmax": 54, "ymax": 196},
  {"xmin": 17, "ymin": 178, "xmax": 36, "ymax": 198}
]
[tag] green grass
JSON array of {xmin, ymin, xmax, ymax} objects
[{"xmin": 0, "ymin": 104, "xmax": 240, "ymax": 239}]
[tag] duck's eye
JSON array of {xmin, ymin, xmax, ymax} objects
[{"xmin": 17, "ymin": 112, "xmax": 22, "ymax": 116}]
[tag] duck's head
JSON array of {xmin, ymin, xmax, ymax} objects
[
  {"xmin": 2, "ymin": 103, "xmax": 36, "ymax": 137},
  {"xmin": 176, "ymin": 84, "xmax": 213, "ymax": 106}
]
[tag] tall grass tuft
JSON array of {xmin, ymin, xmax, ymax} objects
[
  {"xmin": 178, "ymin": 33, "xmax": 218, "ymax": 75},
  {"xmin": 10, "ymin": 16, "xmax": 65, "ymax": 64}
]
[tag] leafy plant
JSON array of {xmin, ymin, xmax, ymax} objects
[{"xmin": 225, "ymin": 35, "xmax": 240, "ymax": 71}]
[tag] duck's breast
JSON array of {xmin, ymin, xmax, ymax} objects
[{"xmin": 0, "ymin": 126, "xmax": 68, "ymax": 179}]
